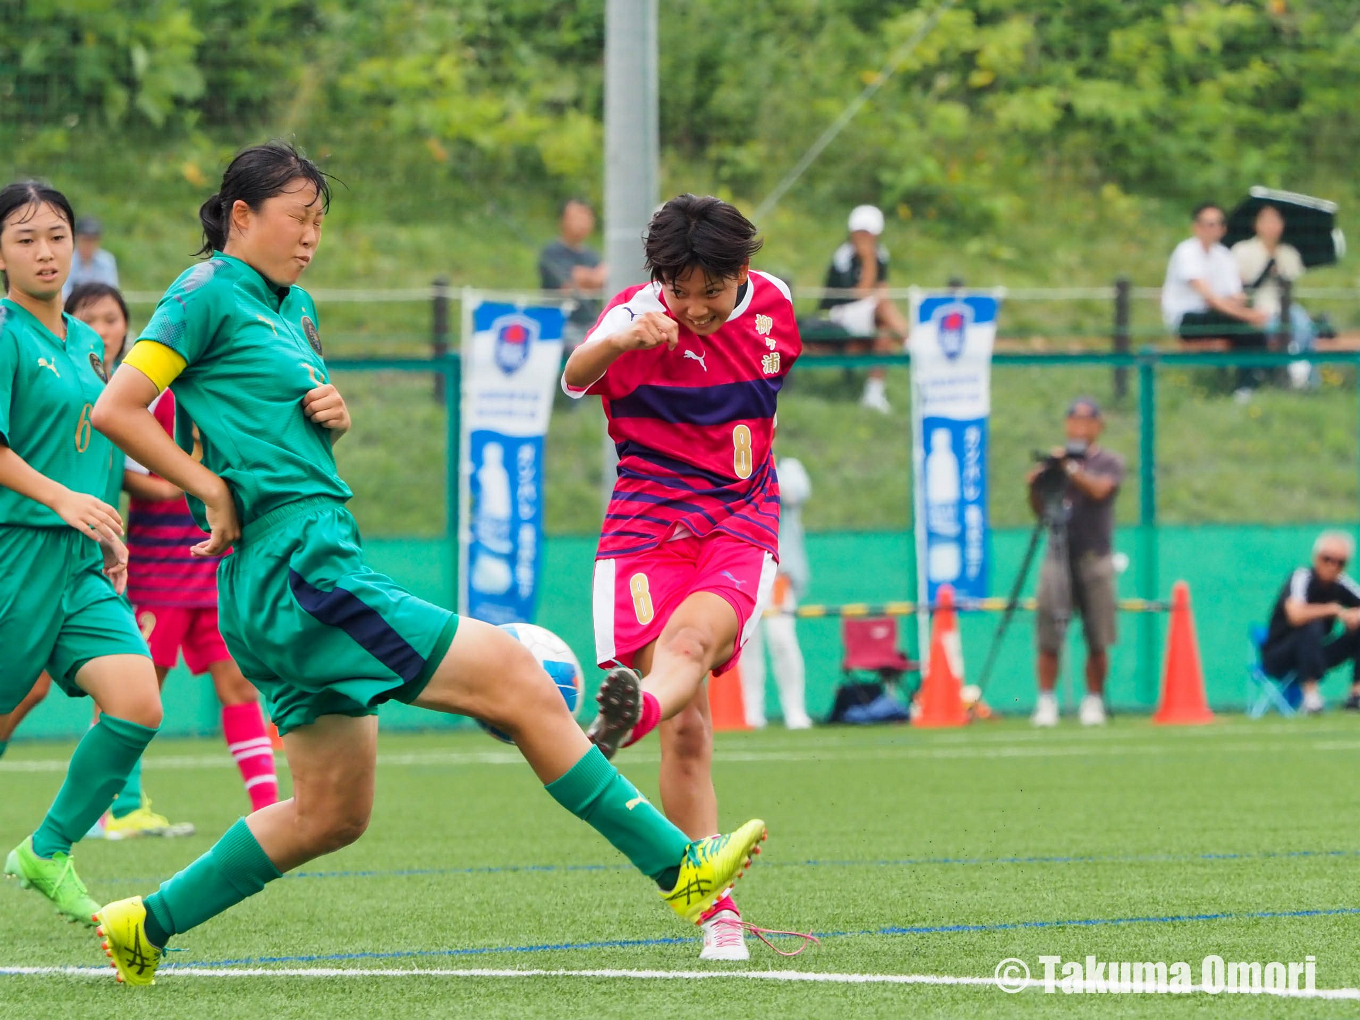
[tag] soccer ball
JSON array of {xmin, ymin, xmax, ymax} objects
[{"xmin": 477, "ymin": 622, "xmax": 584, "ymax": 743}]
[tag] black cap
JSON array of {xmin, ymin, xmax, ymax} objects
[
  {"xmin": 1066, "ymin": 397, "xmax": 1102, "ymax": 419},
  {"xmin": 75, "ymin": 216, "xmax": 102, "ymax": 237}
]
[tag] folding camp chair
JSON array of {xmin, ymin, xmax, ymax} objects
[
  {"xmin": 841, "ymin": 617, "xmax": 917, "ymax": 685},
  {"xmin": 1247, "ymin": 623, "xmax": 1298, "ymax": 719}
]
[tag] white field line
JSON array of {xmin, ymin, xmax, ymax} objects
[
  {"xmin": 1, "ymin": 965, "xmax": 1358, "ymax": 998},
  {"xmin": 5, "ymin": 735, "xmax": 1360, "ymax": 774}
]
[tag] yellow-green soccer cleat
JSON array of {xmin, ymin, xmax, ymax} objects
[
  {"xmin": 4, "ymin": 836, "xmax": 101, "ymax": 926},
  {"xmin": 104, "ymin": 803, "xmax": 196, "ymax": 841},
  {"xmin": 95, "ymin": 896, "xmax": 163, "ymax": 986},
  {"xmin": 661, "ymin": 818, "xmax": 767, "ymax": 924}
]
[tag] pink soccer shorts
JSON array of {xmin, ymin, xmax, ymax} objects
[
  {"xmin": 592, "ymin": 532, "xmax": 778, "ymax": 675},
  {"xmin": 134, "ymin": 605, "xmax": 231, "ymax": 675}
]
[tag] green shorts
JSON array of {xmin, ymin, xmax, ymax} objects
[
  {"xmin": 218, "ymin": 496, "xmax": 459, "ymax": 735},
  {"xmin": 0, "ymin": 525, "xmax": 150, "ymax": 713}
]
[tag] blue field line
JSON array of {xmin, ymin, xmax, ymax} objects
[
  {"xmin": 104, "ymin": 846, "xmax": 1360, "ymax": 888},
  {"xmin": 161, "ymin": 905, "xmax": 1360, "ymax": 971}
]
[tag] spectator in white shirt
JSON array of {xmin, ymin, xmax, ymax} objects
[
  {"xmin": 1232, "ymin": 204, "xmax": 1317, "ymax": 388},
  {"xmin": 63, "ymin": 216, "xmax": 119, "ymax": 298},
  {"xmin": 1162, "ymin": 202, "xmax": 1268, "ymax": 392}
]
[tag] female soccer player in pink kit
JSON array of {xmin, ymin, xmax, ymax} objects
[{"xmin": 562, "ymin": 194, "xmax": 801, "ymax": 961}]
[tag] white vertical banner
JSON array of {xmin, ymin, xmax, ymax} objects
[
  {"xmin": 909, "ymin": 288, "xmax": 1001, "ymax": 665},
  {"xmin": 459, "ymin": 291, "xmax": 565, "ymax": 623}
]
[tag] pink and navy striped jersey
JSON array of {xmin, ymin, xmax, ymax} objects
[
  {"xmin": 125, "ymin": 389, "xmax": 221, "ymax": 609},
  {"xmin": 563, "ymin": 270, "xmax": 801, "ymax": 558}
]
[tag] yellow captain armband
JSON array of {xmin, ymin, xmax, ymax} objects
[{"xmin": 122, "ymin": 341, "xmax": 188, "ymax": 392}]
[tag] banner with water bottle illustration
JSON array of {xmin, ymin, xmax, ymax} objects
[
  {"xmin": 909, "ymin": 289, "xmax": 1000, "ymax": 615},
  {"xmin": 459, "ymin": 295, "xmax": 565, "ymax": 624}
]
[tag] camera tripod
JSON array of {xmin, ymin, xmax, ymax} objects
[{"xmin": 975, "ymin": 474, "xmax": 1072, "ymax": 698}]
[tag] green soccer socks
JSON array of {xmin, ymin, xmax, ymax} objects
[
  {"xmin": 31, "ymin": 714, "xmax": 157, "ymax": 859},
  {"xmin": 143, "ymin": 818, "xmax": 281, "ymax": 947},
  {"xmin": 545, "ymin": 746, "xmax": 688, "ymax": 887}
]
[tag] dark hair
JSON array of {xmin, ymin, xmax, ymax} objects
[
  {"xmin": 196, "ymin": 141, "xmax": 333, "ymax": 257},
  {"xmin": 560, "ymin": 197, "xmax": 593, "ymax": 218},
  {"xmin": 65, "ymin": 282, "xmax": 130, "ymax": 361},
  {"xmin": 1192, "ymin": 201, "xmax": 1222, "ymax": 221},
  {"xmin": 0, "ymin": 181, "xmax": 76, "ymax": 291},
  {"xmin": 65, "ymin": 281, "xmax": 129, "ymax": 324},
  {"xmin": 644, "ymin": 194, "xmax": 762, "ymax": 285}
]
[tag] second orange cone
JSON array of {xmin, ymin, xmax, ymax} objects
[
  {"xmin": 1153, "ymin": 580, "xmax": 1214, "ymax": 726},
  {"xmin": 913, "ymin": 585, "xmax": 969, "ymax": 728}
]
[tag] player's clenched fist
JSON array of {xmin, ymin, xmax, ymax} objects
[{"xmin": 614, "ymin": 312, "xmax": 679, "ymax": 352}]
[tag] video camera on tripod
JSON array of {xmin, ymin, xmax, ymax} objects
[{"xmin": 1030, "ymin": 440, "xmax": 1089, "ymax": 509}]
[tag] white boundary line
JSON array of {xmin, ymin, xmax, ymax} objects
[
  {"xmin": 7, "ymin": 736, "xmax": 1360, "ymax": 773},
  {"xmin": 2, "ymin": 966, "xmax": 1358, "ymax": 998}
]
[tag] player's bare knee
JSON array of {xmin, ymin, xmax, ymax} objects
[
  {"xmin": 664, "ymin": 706, "xmax": 712, "ymax": 764},
  {"xmin": 659, "ymin": 625, "xmax": 716, "ymax": 671},
  {"xmin": 305, "ymin": 803, "xmax": 371, "ymax": 853}
]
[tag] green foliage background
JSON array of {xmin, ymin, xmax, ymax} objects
[{"xmin": 6, "ymin": 1, "xmax": 1360, "ymax": 226}]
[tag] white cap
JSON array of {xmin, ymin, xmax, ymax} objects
[{"xmin": 847, "ymin": 204, "xmax": 885, "ymax": 235}]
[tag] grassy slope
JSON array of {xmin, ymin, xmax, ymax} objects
[
  {"xmin": 6, "ymin": 720, "xmax": 1360, "ymax": 1017},
  {"xmin": 39, "ymin": 157, "xmax": 1360, "ymax": 537}
]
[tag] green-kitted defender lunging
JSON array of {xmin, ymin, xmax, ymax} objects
[
  {"xmin": 0, "ymin": 182, "xmax": 162, "ymax": 924},
  {"xmin": 90, "ymin": 142, "xmax": 767, "ymax": 986}
]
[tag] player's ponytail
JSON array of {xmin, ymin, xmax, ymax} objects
[
  {"xmin": 195, "ymin": 192, "xmax": 228, "ymax": 256},
  {"xmin": 193, "ymin": 141, "xmax": 334, "ymax": 258}
]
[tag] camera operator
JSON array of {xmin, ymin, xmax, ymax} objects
[{"xmin": 1027, "ymin": 398, "xmax": 1126, "ymax": 728}]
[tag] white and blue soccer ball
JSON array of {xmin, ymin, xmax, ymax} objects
[{"xmin": 478, "ymin": 622, "xmax": 584, "ymax": 743}]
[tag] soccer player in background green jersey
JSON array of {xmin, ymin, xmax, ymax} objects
[
  {"xmin": 0, "ymin": 182, "xmax": 163, "ymax": 925},
  {"xmin": 91, "ymin": 142, "xmax": 769, "ymax": 986}
]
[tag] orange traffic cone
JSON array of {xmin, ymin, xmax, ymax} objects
[
  {"xmin": 913, "ymin": 585, "xmax": 970, "ymax": 728},
  {"xmin": 709, "ymin": 662, "xmax": 751, "ymax": 732},
  {"xmin": 1153, "ymin": 580, "xmax": 1215, "ymax": 725}
]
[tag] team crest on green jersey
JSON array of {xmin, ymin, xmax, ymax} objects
[
  {"xmin": 301, "ymin": 315, "xmax": 322, "ymax": 355},
  {"xmin": 88, "ymin": 351, "xmax": 109, "ymax": 383}
]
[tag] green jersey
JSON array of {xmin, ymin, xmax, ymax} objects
[
  {"xmin": 136, "ymin": 252, "xmax": 351, "ymax": 531},
  {"xmin": 0, "ymin": 299, "xmax": 115, "ymax": 528}
]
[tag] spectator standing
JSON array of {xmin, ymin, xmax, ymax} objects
[
  {"xmin": 1261, "ymin": 531, "xmax": 1360, "ymax": 714},
  {"xmin": 1030, "ymin": 399, "xmax": 1125, "ymax": 728},
  {"xmin": 1161, "ymin": 202, "xmax": 1268, "ymax": 395},
  {"xmin": 1231, "ymin": 203, "xmax": 1317, "ymax": 389},
  {"xmin": 538, "ymin": 199, "xmax": 607, "ymax": 348},
  {"xmin": 741, "ymin": 455, "xmax": 813, "ymax": 730},
  {"xmin": 63, "ymin": 216, "xmax": 118, "ymax": 298},
  {"xmin": 819, "ymin": 205, "xmax": 908, "ymax": 413}
]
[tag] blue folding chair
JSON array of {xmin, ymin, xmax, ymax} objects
[{"xmin": 1247, "ymin": 624, "xmax": 1299, "ymax": 719}]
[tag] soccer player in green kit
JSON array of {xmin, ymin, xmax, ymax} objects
[
  {"xmin": 91, "ymin": 142, "xmax": 769, "ymax": 985},
  {"xmin": 0, "ymin": 182, "xmax": 163, "ymax": 924}
]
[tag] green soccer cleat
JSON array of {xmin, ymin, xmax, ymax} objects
[
  {"xmin": 4, "ymin": 836, "xmax": 101, "ymax": 926},
  {"xmin": 661, "ymin": 818, "xmax": 767, "ymax": 924}
]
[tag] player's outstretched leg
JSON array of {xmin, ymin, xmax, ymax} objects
[
  {"xmin": 588, "ymin": 592, "xmax": 739, "ymax": 759},
  {"xmin": 7, "ymin": 655, "xmax": 160, "ymax": 926},
  {"xmin": 412, "ymin": 618, "xmax": 766, "ymax": 924},
  {"xmin": 100, "ymin": 712, "xmax": 377, "ymax": 985}
]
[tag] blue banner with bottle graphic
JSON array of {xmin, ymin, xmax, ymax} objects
[
  {"xmin": 459, "ymin": 296, "xmax": 565, "ymax": 624},
  {"xmin": 909, "ymin": 290, "xmax": 1000, "ymax": 617}
]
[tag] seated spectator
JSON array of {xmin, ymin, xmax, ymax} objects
[
  {"xmin": 538, "ymin": 198, "xmax": 607, "ymax": 348},
  {"xmin": 1262, "ymin": 531, "xmax": 1360, "ymax": 714},
  {"xmin": 819, "ymin": 205, "xmax": 908, "ymax": 414},
  {"xmin": 1162, "ymin": 202, "xmax": 1268, "ymax": 393},
  {"xmin": 63, "ymin": 216, "xmax": 118, "ymax": 298},
  {"xmin": 1231, "ymin": 203, "xmax": 1317, "ymax": 389}
]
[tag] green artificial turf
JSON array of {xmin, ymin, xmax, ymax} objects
[{"xmin": 5, "ymin": 719, "xmax": 1360, "ymax": 1017}]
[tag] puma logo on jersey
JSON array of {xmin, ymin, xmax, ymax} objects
[
  {"xmin": 720, "ymin": 570, "xmax": 747, "ymax": 590},
  {"xmin": 37, "ymin": 357, "xmax": 59, "ymax": 377},
  {"xmin": 625, "ymin": 795, "xmax": 650, "ymax": 811},
  {"xmin": 683, "ymin": 349, "xmax": 708, "ymax": 371}
]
